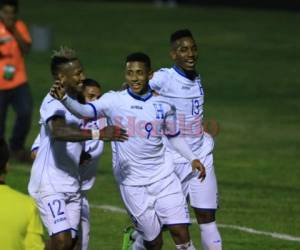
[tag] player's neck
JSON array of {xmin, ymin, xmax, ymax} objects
[
  {"xmin": 127, "ymin": 86, "xmax": 152, "ymax": 101},
  {"xmin": 173, "ymin": 65, "xmax": 197, "ymax": 81}
]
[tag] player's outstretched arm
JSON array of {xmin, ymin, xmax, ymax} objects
[
  {"xmin": 50, "ymin": 81, "xmax": 105, "ymax": 119},
  {"xmin": 49, "ymin": 116, "xmax": 128, "ymax": 142},
  {"xmin": 168, "ymin": 136, "xmax": 206, "ymax": 181}
]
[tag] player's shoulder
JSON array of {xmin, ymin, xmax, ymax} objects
[
  {"xmin": 41, "ymin": 93, "xmax": 64, "ymax": 108},
  {"xmin": 40, "ymin": 94, "xmax": 68, "ymax": 117},
  {"xmin": 151, "ymin": 95, "xmax": 174, "ymax": 109},
  {"xmin": 101, "ymin": 90, "xmax": 127, "ymax": 100},
  {"xmin": 153, "ymin": 67, "xmax": 172, "ymax": 76}
]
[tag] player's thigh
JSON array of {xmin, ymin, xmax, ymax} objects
[
  {"xmin": 65, "ymin": 192, "xmax": 82, "ymax": 236},
  {"xmin": 189, "ymin": 154, "xmax": 219, "ymax": 209},
  {"xmin": 34, "ymin": 193, "xmax": 77, "ymax": 236},
  {"xmin": 155, "ymin": 176, "xmax": 190, "ymax": 226},
  {"xmin": 120, "ymin": 184, "xmax": 162, "ymax": 242}
]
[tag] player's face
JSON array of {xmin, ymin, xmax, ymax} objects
[
  {"xmin": 125, "ymin": 61, "xmax": 152, "ymax": 95},
  {"xmin": 0, "ymin": 5, "xmax": 17, "ymax": 27},
  {"xmin": 83, "ymin": 86, "xmax": 101, "ymax": 103},
  {"xmin": 59, "ymin": 60, "xmax": 85, "ymax": 95},
  {"xmin": 171, "ymin": 37, "xmax": 198, "ymax": 71}
]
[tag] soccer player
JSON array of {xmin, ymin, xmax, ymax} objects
[
  {"xmin": 148, "ymin": 29, "xmax": 222, "ymax": 250},
  {"xmin": 28, "ymin": 47, "xmax": 127, "ymax": 250},
  {"xmin": 31, "ymin": 78, "xmax": 105, "ymax": 250},
  {"xmin": 77, "ymin": 78, "xmax": 105, "ymax": 250},
  {"xmin": 50, "ymin": 52, "xmax": 206, "ymax": 250}
]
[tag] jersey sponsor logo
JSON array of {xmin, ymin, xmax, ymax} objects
[
  {"xmin": 54, "ymin": 217, "xmax": 67, "ymax": 224},
  {"xmin": 130, "ymin": 105, "xmax": 143, "ymax": 110}
]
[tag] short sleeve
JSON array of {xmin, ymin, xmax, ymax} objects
[
  {"xmin": 89, "ymin": 91, "xmax": 116, "ymax": 118},
  {"xmin": 149, "ymin": 69, "xmax": 169, "ymax": 93},
  {"xmin": 40, "ymin": 97, "xmax": 66, "ymax": 125},
  {"xmin": 31, "ymin": 134, "xmax": 40, "ymax": 151}
]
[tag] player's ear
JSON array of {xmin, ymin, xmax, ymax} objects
[
  {"xmin": 57, "ymin": 73, "xmax": 66, "ymax": 85},
  {"xmin": 170, "ymin": 49, "xmax": 176, "ymax": 61},
  {"xmin": 148, "ymin": 70, "xmax": 154, "ymax": 80}
]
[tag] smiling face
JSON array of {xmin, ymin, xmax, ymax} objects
[
  {"xmin": 58, "ymin": 59, "xmax": 85, "ymax": 96},
  {"xmin": 125, "ymin": 61, "xmax": 152, "ymax": 95},
  {"xmin": 170, "ymin": 36, "xmax": 198, "ymax": 71}
]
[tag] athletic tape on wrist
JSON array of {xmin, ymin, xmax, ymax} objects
[{"xmin": 91, "ymin": 129, "xmax": 100, "ymax": 140}]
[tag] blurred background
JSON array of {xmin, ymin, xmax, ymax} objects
[{"xmin": 4, "ymin": 0, "xmax": 300, "ymax": 249}]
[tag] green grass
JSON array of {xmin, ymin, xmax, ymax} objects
[{"xmin": 4, "ymin": 1, "xmax": 300, "ymax": 249}]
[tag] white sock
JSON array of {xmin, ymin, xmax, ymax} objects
[
  {"xmin": 132, "ymin": 231, "xmax": 146, "ymax": 250},
  {"xmin": 175, "ymin": 241, "xmax": 196, "ymax": 250},
  {"xmin": 200, "ymin": 222, "xmax": 222, "ymax": 250}
]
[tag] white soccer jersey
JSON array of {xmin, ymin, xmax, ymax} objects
[
  {"xmin": 80, "ymin": 118, "xmax": 106, "ymax": 191},
  {"xmin": 62, "ymin": 89, "xmax": 179, "ymax": 186},
  {"xmin": 149, "ymin": 67, "xmax": 205, "ymax": 163},
  {"xmin": 31, "ymin": 133, "xmax": 40, "ymax": 152},
  {"xmin": 28, "ymin": 94, "xmax": 83, "ymax": 194}
]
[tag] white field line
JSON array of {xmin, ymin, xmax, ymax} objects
[{"xmin": 90, "ymin": 204, "xmax": 300, "ymax": 243}]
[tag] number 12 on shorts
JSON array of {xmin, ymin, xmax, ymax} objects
[{"xmin": 48, "ymin": 199, "xmax": 65, "ymax": 218}]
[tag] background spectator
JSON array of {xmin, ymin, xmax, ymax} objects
[{"xmin": 0, "ymin": 0, "xmax": 32, "ymax": 162}]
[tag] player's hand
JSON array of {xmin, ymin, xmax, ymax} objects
[
  {"xmin": 50, "ymin": 80, "xmax": 66, "ymax": 100},
  {"xmin": 99, "ymin": 126, "xmax": 128, "ymax": 142},
  {"xmin": 191, "ymin": 159, "xmax": 206, "ymax": 182}
]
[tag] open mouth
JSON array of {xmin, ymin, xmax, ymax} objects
[
  {"xmin": 131, "ymin": 83, "xmax": 142, "ymax": 89},
  {"xmin": 185, "ymin": 59, "xmax": 196, "ymax": 67}
]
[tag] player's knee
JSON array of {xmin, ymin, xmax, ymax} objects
[
  {"xmin": 194, "ymin": 208, "xmax": 216, "ymax": 224},
  {"xmin": 51, "ymin": 232, "xmax": 73, "ymax": 250},
  {"xmin": 144, "ymin": 234, "xmax": 163, "ymax": 250},
  {"xmin": 168, "ymin": 224, "xmax": 190, "ymax": 244}
]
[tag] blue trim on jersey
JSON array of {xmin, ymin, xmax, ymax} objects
[
  {"xmin": 86, "ymin": 103, "xmax": 97, "ymax": 120},
  {"xmin": 50, "ymin": 228, "xmax": 73, "ymax": 236},
  {"xmin": 45, "ymin": 114, "xmax": 64, "ymax": 124},
  {"xmin": 127, "ymin": 87, "xmax": 153, "ymax": 102},
  {"xmin": 173, "ymin": 65, "xmax": 200, "ymax": 82},
  {"xmin": 173, "ymin": 65, "xmax": 188, "ymax": 78},
  {"xmin": 165, "ymin": 130, "xmax": 181, "ymax": 138},
  {"xmin": 31, "ymin": 146, "xmax": 39, "ymax": 152}
]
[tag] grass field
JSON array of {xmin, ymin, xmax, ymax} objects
[{"xmin": 4, "ymin": 1, "xmax": 300, "ymax": 249}]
